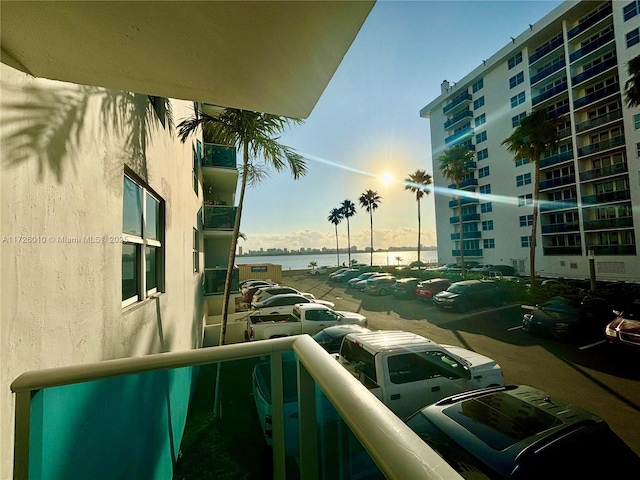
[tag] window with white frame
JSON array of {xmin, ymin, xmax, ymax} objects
[
  {"xmin": 473, "ymin": 96, "xmax": 485, "ymax": 110},
  {"xmin": 521, "ymin": 236, "xmax": 532, "ymax": 247},
  {"xmin": 483, "ymin": 238, "xmax": 495, "ymax": 249},
  {"xmin": 510, "ymin": 92, "xmax": 526, "ymax": 108},
  {"xmin": 634, "ymin": 114, "xmax": 640, "ymax": 129},
  {"xmin": 122, "ymin": 174, "xmax": 163, "ymax": 307},
  {"xmin": 509, "ymin": 72, "xmax": 524, "ymax": 89},
  {"xmin": 627, "ymin": 28, "xmax": 640, "ymax": 48},
  {"xmin": 475, "ymin": 113, "xmax": 486, "ymax": 127},
  {"xmin": 516, "ymin": 173, "xmax": 532, "ymax": 187},
  {"xmin": 192, "ymin": 145, "xmax": 199, "ymax": 195},
  {"xmin": 472, "ymin": 79, "xmax": 484, "ymax": 93},
  {"xmin": 482, "ymin": 220, "xmax": 494, "ymax": 231},
  {"xmin": 476, "ymin": 131, "xmax": 487, "ymax": 144},
  {"xmin": 481, "ymin": 202, "xmax": 493, "ymax": 213},
  {"xmin": 477, "ymin": 148, "xmax": 488, "ymax": 161},
  {"xmin": 512, "ymin": 112, "xmax": 527, "ymax": 128},
  {"xmin": 518, "ymin": 193, "xmax": 533, "ymax": 206},
  {"xmin": 479, "ymin": 166, "xmax": 490, "ymax": 178},
  {"xmin": 636, "ymin": 142, "xmax": 640, "ymax": 157},
  {"xmin": 479, "ymin": 184, "xmax": 491, "ymax": 195},
  {"xmin": 508, "ymin": 52, "xmax": 522, "ymax": 69},
  {"xmin": 519, "ymin": 215, "xmax": 533, "ymax": 227},
  {"xmin": 624, "ymin": 1, "xmax": 640, "ymax": 21},
  {"xmin": 515, "ymin": 157, "xmax": 531, "ymax": 167}
]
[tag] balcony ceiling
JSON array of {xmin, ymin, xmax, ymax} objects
[{"xmin": 0, "ymin": 1, "xmax": 374, "ymax": 119}]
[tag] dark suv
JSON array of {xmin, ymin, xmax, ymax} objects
[
  {"xmin": 406, "ymin": 385, "xmax": 640, "ymax": 479},
  {"xmin": 433, "ymin": 280, "xmax": 504, "ymax": 312}
]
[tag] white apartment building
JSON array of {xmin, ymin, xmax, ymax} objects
[{"xmin": 421, "ymin": 0, "xmax": 640, "ymax": 282}]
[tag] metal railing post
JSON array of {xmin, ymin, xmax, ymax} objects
[
  {"xmin": 270, "ymin": 352, "xmax": 286, "ymax": 480},
  {"xmin": 13, "ymin": 390, "xmax": 32, "ymax": 480}
]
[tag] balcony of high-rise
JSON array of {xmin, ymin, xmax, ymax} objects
[
  {"xmin": 577, "ymin": 134, "xmax": 624, "ymax": 157},
  {"xmin": 579, "ymin": 161, "xmax": 627, "ymax": 182}
]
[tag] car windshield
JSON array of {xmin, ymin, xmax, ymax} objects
[
  {"xmin": 448, "ymin": 284, "xmax": 469, "ymax": 294},
  {"xmin": 541, "ymin": 296, "xmax": 580, "ymax": 313},
  {"xmin": 621, "ymin": 301, "xmax": 640, "ymax": 319}
]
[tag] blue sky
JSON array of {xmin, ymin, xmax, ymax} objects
[{"xmin": 239, "ymin": 0, "xmax": 563, "ymax": 254}]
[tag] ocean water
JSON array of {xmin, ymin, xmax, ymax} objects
[{"xmin": 236, "ymin": 249, "xmax": 438, "ymax": 270}]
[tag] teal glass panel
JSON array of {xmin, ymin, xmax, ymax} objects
[
  {"xmin": 28, "ymin": 367, "xmax": 196, "ymax": 480},
  {"xmin": 123, "ymin": 177, "xmax": 142, "ymax": 236},
  {"xmin": 122, "ymin": 244, "xmax": 138, "ymax": 301},
  {"xmin": 202, "ymin": 144, "xmax": 237, "ymax": 168}
]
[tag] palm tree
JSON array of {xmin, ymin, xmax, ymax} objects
[
  {"xmin": 358, "ymin": 190, "xmax": 382, "ymax": 266},
  {"xmin": 404, "ymin": 170, "xmax": 432, "ymax": 265},
  {"xmin": 328, "ymin": 208, "xmax": 343, "ymax": 266},
  {"xmin": 395, "ymin": 256, "xmax": 403, "ymax": 266},
  {"xmin": 178, "ymin": 108, "xmax": 306, "ymax": 346},
  {"xmin": 502, "ymin": 108, "xmax": 559, "ymax": 284},
  {"xmin": 625, "ymin": 54, "xmax": 640, "ymax": 107},
  {"xmin": 438, "ymin": 145, "xmax": 475, "ymax": 276},
  {"xmin": 340, "ymin": 199, "xmax": 357, "ymax": 267},
  {"xmin": 308, "ymin": 261, "xmax": 318, "ymax": 269}
]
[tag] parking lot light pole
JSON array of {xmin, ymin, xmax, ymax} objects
[{"xmin": 589, "ymin": 249, "xmax": 596, "ymax": 293}]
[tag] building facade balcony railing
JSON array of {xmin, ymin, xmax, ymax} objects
[
  {"xmin": 571, "ymin": 55, "xmax": 617, "ymax": 85},
  {"xmin": 445, "ymin": 126, "xmax": 474, "ymax": 146},
  {"xmin": 443, "ymin": 93, "xmax": 472, "ymax": 115},
  {"xmin": 583, "ymin": 217, "xmax": 634, "ymax": 231},
  {"xmin": 448, "ymin": 178, "xmax": 478, "ymax": 189},
  {"xmin": 541, "ymin": 222, "xmax": 581, "ymax": 234},
  {"xmin": 567, "ymin": 2, "xmax": 612, "ymax": 40},
  {"xmin": 569, "ymin": 29, "xmax": 615, "ymax": 63},
  {"xmin": 579, "ymin": 162, "xmax": 627, "ymax": 182},
  {"xmin": 543, "ymin": 245, "xmax": 583, "ymax": 255},
  {"xmin": 581, "ymin": 189, "xmax": 631, "ymax": 205},
  {"xmin": 203, "ymin": 205, "xmax": 237, "ymax": 230},
  {"xmin": 585, "ymin": 244, "xmax": 636, "ymax": 255},
  {"xmin": 204, "ymin": 267, "xmax": 240, "ymax": 295},
  {"xmin": 449, "ymin": 213, "xmax": 481, "ymax": 224},
  {"xmin": 202, "ymin": 143, "xmax": 237, "ymax": 168},
  {"xmin": 573, "ymin": 83, "xmax": 620, "ymax": 110},
  {"xmin": 546, "ymin": 103, "xmax": 570, "ymax": 118},
  {"xmin": 575, "ymin": 109, "xmax": 622, "ymax": 133},
  {"xmin": 444, "ymin": 110, "xmax": 473, "ymax": 129},
  {"xmin": 577, "ymin": 135, "xmax": 625, "ymax": 157},
  {"xmin": 452, "ymin": 249, "xmax": 483, "ymax": 257},
  {"xmin": 451, "ymin": 231, "xmax": 482, "ymax": 240},
  {"xmin": 557, "ymin": 127, "xmax": 572, "ymax": 139},
  {"xmin": 539, "ymin": 151, "xmax": 574, "ymax": 169},
  {"xmin": 532, "ymin": 81, "xmax": 568, "ymax": 106},
  {"xmin": 540, "ymin": 198, "xmax": 578, "ymax": 212},
  {"xmin": 448, "ymin": 197, "xmax": 479, "ymax": 208},
  {"xmin": 530, "ymin": 59, "xmax": 566, "ymax": 85},
  {"xmin": 529, "ymin": 36, "xmax": 565, "ymax": 64},
  {"xmin": 539, "ymin": 174, "xmax": 576, "ymax": 191}
]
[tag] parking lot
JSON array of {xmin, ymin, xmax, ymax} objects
[{"xmin": 281, "ymin": 273, "xmax": 640, "ymax": 456}]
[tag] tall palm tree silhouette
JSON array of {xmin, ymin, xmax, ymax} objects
[
  {"xmin": 328, "ymin": 207, "xmax": 343, "ymax": 266},
  {"xmin": 358, "ymin": 190, "xmax": 382, "ymax": 266},
  {"xmin": 340, "ymin": 199, "xmax": 357, "ymax": 266},
  {"xmin": 404, "ymin": 170, "xmax": 432, "ymax": 265}
]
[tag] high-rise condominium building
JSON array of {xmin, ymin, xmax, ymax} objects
[{"xmin": 421, "ymin": 0, "xmax": 640, "ymax": 282}]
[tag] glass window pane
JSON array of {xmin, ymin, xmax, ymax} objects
[
  {"xmin": 146, "ymin": 193, "xmax": 160, "ymax": 241},
  {"xmin": 146, "ymin": 247, "xmax": 157, "ymax": 291},
  {"xmin": 122, "ymin": 244, "xmax": 138, "ymax": 301},
  {"xmin": 123, "ymin": 177, "xmax": 142, "ymax": 236}
]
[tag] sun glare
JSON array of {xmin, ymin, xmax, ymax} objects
[{"xmin": 381, "ymin": 173, "xmax": 393, "ymax": 184}]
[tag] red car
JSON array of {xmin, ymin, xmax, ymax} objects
[
  {"xmin": 605, "ymin": 300, "xmax": 640, "ymax": 348},
  {"xmin": 414, "ymin": 278, "xmax": 450, "ymax": 301}
]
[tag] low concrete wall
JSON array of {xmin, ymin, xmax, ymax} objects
[{"xmin": 203, "ymin": 311, "xmax": 251, "ymax": 346}]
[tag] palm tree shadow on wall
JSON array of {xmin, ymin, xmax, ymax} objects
[{"xmin": 1, "ymin": 82, "xmax": 173, "ymax": 183}]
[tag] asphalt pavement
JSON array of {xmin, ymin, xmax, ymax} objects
[{"xmin": 281, "ymin": 273, "xmax": 640, "ymax": 456}]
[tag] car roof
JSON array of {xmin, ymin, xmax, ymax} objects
[
  {"xmin": 451, "ymin": 279, "xmax": 495, "ymax": 286},
  {"xmin": 418, "ymin": 278, "xmax": 449, "ymax": 284},
  {"xmin": 395, "ymin": 277, "xmax": 419, "ymax": 283},
  {"xmin": 262, "ymin": 293, "xmax": 307, "ymax": 303},
  {"xmin": 344, "ymin": 330, "xmax": 436, "ymax": 354},
  {"xmin": 316, "ymin": 324, "xmax": 371, "ymax": 337},
  {"xmin": 419, "ymin": 385, "xmax": 606, "ymax": 476}
]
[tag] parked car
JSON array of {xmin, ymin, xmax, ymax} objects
[
  {"xmin": 328, "ymin": 267, "xmax": 350, "ymax": 280},
  {"xmin": 353, "ymin": 272, "xmax": 392, "ymax": 291},
  {"xmin": 346, "ymin": 271, "xmax": 379, "ymax": 289},
  {"xmin": 406, "ymin": 385, "xmax": 640, "ymax": 479},
  {"xmin": 391, "ymin": 278, "xmax": 420, "ymax": 299},
  {"xmin": 251, "ymin": 293, "xmax": 335, "ymax": 315},
  {"xmin": 309, "ymin": 265, "xmax": 330, "ymax": 275},
  {"xmin": 470, "ymin": 264, "xmax": 516, "ymax": 276},
  {"xmin": 522, "ymin": 295, "xmax": 615, "ymax": 340},
  {"xmin": 433, "ymin": 280, "xmax": 505, "ymax": 312},
  {"xmin": 605, "ymin": 299, "xmax": 640, "ymax": 348},
  {"xmin": 331, "ymin": 268, "xmax": 362, "ymax": 283},
  {"xmin": 311, "ymin": 324, "xmax": 372, "ymax": 353},
  {"xmin": 242, "ymin": 280, "xmax": 277, "ymax": 302},
  {"xmin": 251, "ymin": 286, "xmax": 314, "ymax": 306},
  {"xmin": 415, "ymin": 278, "xmax": 451, "ymax": 301},
  {"xmin": 364, "ymin": 275, "xmax": 397, "ymax": 296}
]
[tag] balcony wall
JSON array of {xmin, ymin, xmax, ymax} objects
[
  {"xmin": 586, "ymin": 244, "xmax": 636, "ymax": 255},
  {"xmin": 445, "ymin": 126, "xmax": 474, "ymax": 146},
  {"xmin": 540, "ymin": 198, "xmax": 578, "ymax": 212},
  {"xmin": 448, "ymin": 197, "xmax": 479, "ymax": 208},
  {"xmin": 203, "ymin": 205, "xmax": 237, "ymax": 230},
  {"xmin": 569, "ymin": 29, "xmax": 615, "ymax": 63},
  {"xmin": 541, "ymin": 222, "xmax": 580, "ymax": 234},
  {"xmin": 449, "ymin": 213, "xmax": 481, "ymax": 223},
  {"xmin": 575, "ymin": 109, "xmax": 622, "ymax": 133},
  {"xmin": 452, "ymin": 249, "xmax": 483, "ymax": 257},
  {"xmin": 532, "ymin": 81, "xmax": 568, "ymax": 106},
  {"xmin": 567, "ymin": 2, "xmax": 612, "ymax": 39},
  {"xmin": 572, "ymin": 55, "xmax": 617, "ymax": 86},
  {"xmin": 577, "ymin": 135, "xmax": 625, "ymax": 157},
  {"xmin": 530, "ymin": 59, "xmax": 566, "ymax": 85},
  {"xmin": 539, "ymin": 151, "xmax": 573, "ymax": 169},
  {"xmin": 581, "ymin": 189, "xmax": 631, "ymax": 205},
  {"xmin": 204, "ymin": 267, "xmax": 240, "ymax": 295},
  {"xmin": 539, "ymin": 174, "xmax": 576, "ymax": 191},
  {"xmin": 444, "ymin": 110, "xmax": 473, "ymax": 129},
  {"xmin": 583, "ymin": 217, "xmax": 633, "ymax": 230},
  {"xmin": 579, "ymin": 162, "xmax": 627, "ymax": 182},
  {"xmin": 529, "ymin": 36, "xmax": 564, "ymax": 64},
  {"xmin": 573, "ymin": 83, "xmax": 620, "ymax": 110},
  {"xmin": 202, "ymin": 143, "xmax": 237, "ymax": 168},
  {"xmin": 450, "ymin": 231, "xmax": 482, "ymax": 240},
  {"xmin": 543, "ymin": 245, "xmax": 583, "ymax": 255},
  {"xmin": 443, "ymin": 93, "xmax": 472, "ymax": 115}
]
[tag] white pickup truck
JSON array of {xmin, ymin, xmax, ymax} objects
[
  {"xmin": 246, "ymin": 303, "xmax": 368, "ymax": 341},
  {"xmin": 336, "ymin": 330, "xmax": 504, "ymax": 419}
]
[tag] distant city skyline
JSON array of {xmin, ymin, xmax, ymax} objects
[{"xmin": 239, "ymin": 244, "xmax": 437, "ymax": 256}]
